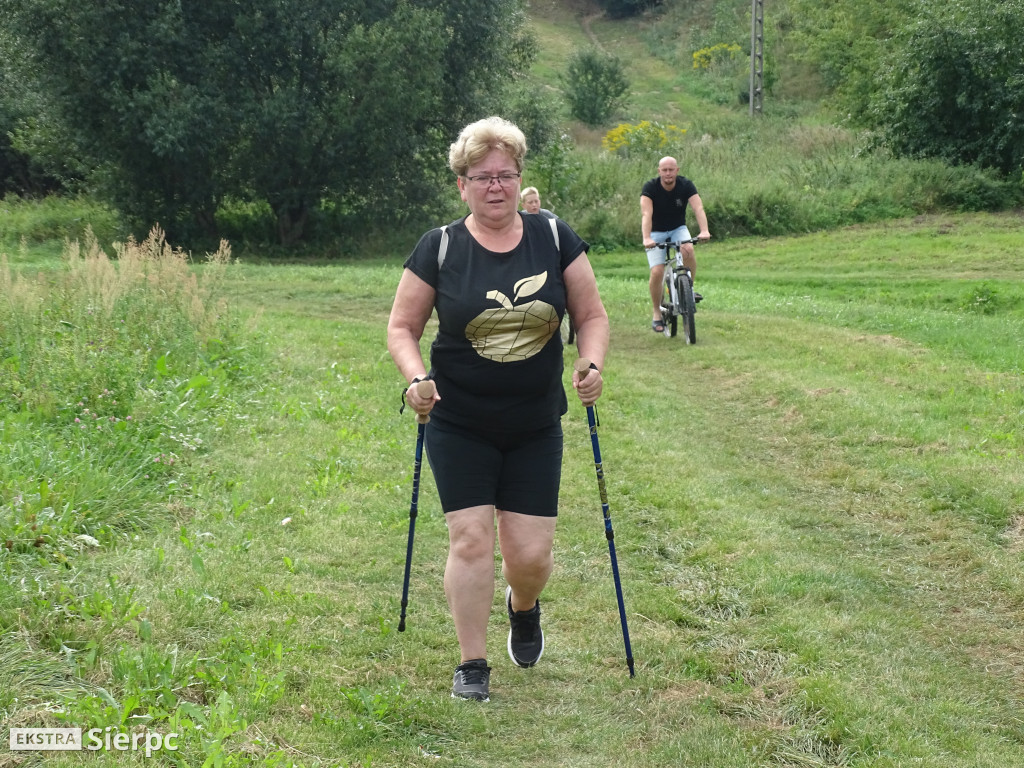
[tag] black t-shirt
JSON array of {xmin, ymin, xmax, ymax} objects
[
  {"xmin": 404, "ymin": 213, "xmax": 589, "ymax": 432},
  {"xmin": 642, "ymin": 176, "xmax": 699, "ymax": 231}
]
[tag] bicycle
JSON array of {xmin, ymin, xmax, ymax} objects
[{"xmin": 647, "ymin": 237, "xmax": 700, "ymax": 344}]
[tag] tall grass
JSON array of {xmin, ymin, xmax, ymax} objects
[
  {"xmin": 0, "ymin": 229, "xmax": 258, "ymax": 730},
  {"xmin": 0, "ymin": 225, "xmax": 249, "ymax": 552},
  {"xmin": 1, "ymin": 227, "xmax": 234, "ymax": 418}
]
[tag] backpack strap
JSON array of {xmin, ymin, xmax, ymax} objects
[
  {"xmin": 437, "ymin": 217, "xmax": 559, "ymax": 269},
  {"xmin": 437, "ymin": 225, "xmax": 449, "ymax": 270},
  {"xmin": 548, "ymin": 216, "xmax": 559, "ymax": 251}
]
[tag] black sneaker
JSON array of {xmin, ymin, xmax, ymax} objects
[
  {"xmin": 451, "ymin": 659, "xmax": 490, "ymax": 701},
  {"xmin": 506, "ymin": 585, "xmax": 544, "ymax": 668},
  {"xmin": 694, "ymin": 292, "xmax": 703, "ymax": 303}
]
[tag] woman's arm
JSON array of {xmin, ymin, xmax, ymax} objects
[
  {"xmin": 564, "ymin": 253, "xmax": 609, "ymax": 406},
  {"xmin": 387, "ymin": 269, "xmax": 439, "ymax": 415}
]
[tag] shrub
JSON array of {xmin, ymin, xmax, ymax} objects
[
  {"xmin": 562, "ymin": 48, "xmax": 630, "ymax": 128},
  {"xmin": 602, "ymin": 121, "xmax": 688, "ymax": 159},
  {"xmin": 0, "ymin": 194, "xmax": 125, "ymax": 246},
  {"xmin": 596, "ymin": 0, "xmax": 661, "ymax": 20},
  {"xmin": 692, "ymin": 42, "xmax": 742, "ymax": 71},
  {"xmin": 525, "ymin": 132, "xmax": 583, "ymax": 212}
]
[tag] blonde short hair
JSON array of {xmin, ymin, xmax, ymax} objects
[
  {"xmin": 520, "ymin": 186, "xmax": 539, "ymax": 201},
  {"xmin": 448, "ymin": 116, "xmax": 528, "ymax": 177}
]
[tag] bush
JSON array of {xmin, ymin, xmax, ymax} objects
[
  {"xmin": 602, "ymin": 121, "xmax": 687, "ymax": 159},
  {"xmin": 562, "ymin": 48, "xmax": 630, "ymax": 128},
  {"xmin": 524, "ymin": 132, "xmax": 583, "ymax": 213},
  {"xmin": 692, "ymin": 42, "xmax": 741, "ymax": 71}
]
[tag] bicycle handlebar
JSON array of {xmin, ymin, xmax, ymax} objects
[{"xmin": 644, "ymin": 237, "xmax": 703, "ymax": 250}]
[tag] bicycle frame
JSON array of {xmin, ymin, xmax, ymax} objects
[{"xmin": 648, "ymin": 238, "xmax": 698, "ymax": 344}]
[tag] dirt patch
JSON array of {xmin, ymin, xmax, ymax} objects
[
  {"xmin": 581, "ymin": 11, "xmax": 606, "ymax": 52},
  {"xmin": 1003, "ymin": 515, "xmax": 1024, "ymax": 553}
]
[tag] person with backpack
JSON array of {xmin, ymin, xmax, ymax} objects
[
  {"xmin": 387, "ymin": 116, "xmax": 609, "ymax": 702},
  {"xmin": 520, "ymin": 186, "xmax": 556, "ymax": 218}
]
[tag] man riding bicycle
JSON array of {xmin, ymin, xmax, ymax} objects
[{"xmin": 641, "ymin": 156, "xmax": 711, "ymax": 333}]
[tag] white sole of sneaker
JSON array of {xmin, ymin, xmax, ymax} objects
[{"xmin": 451, "ymin": 692, "xmax": 489, "ymax": 702}]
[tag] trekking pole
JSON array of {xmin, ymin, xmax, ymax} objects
[
  {"xmin": 398, "ymin": 379, "xmax": 436, "ymax": 632},
  {"xmin": 574, "ymin": 358, "xmax": 635, "ymax": 677}
]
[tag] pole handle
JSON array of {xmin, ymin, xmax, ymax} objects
[
  {"xmin": 574, "ymin": 357, "xmax": 593, "ymax": 382},
  {"xmin": 414, "ymin": 379, "xmax": 436, "ymax": 424}
]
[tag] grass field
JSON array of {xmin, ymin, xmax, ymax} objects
[
  {"xmin": 5, "ymin": 1, "xmax": 1024, "ymax": 763},
  {"xmin": 3, "ymin": 210, "xmax": 1023, "ymax": 767}
]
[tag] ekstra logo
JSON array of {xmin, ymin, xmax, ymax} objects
[
  {"xmin": 9, "ymin": 728, "xmax": 82, "ymax": 751},
  {"xmin": 9, "ymin": 727, "xmax": 179, "ymax": 757}
]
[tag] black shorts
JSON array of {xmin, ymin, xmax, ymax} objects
[{"xmin": 424, "ymin": 415, "xmax": 563, "ymax": 516}]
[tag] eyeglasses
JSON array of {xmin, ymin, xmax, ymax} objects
[{"xmin": 464, "ymin": 172, "xmax": 521, "ymax": 188}]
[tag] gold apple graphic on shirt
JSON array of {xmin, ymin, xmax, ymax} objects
[{"xmin": 465, "ymin": 271, "xmax": 560, "ymax": 362}]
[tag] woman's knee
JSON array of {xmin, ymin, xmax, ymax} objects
[
  {"xmin": 448, "ymin": 513, "xmax": 495, "ymax": 562},
  {"xmin": 501, "ymin": 535, "xmax": 554, "ymax": 573}
]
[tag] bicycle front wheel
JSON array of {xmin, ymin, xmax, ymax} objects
[
  {"xmin": 676, "ymin": 273, "xmax": 697, "ymax": 344},
  {"xmin": 661, "ymin": 273, "xmax": 677, "ymax": 337}
]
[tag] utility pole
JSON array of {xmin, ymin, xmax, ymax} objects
[{"xmin": 749, "ymin": 0, "xmax": 764, "ymax": 116}]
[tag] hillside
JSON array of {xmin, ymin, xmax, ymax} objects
[
  {"xmin": 502, "ymin": 0, "xmax": 1021, "ymax": 249},
  {"xmin": 524, "ymin": 0, "xmax": 811, "ymax": 139}
]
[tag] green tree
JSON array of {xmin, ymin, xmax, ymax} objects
[
  {"xmin": 783, "ymin": 0, "xmax": 918, "ymax": 121},
  {"xmin": 0, "ymin": 0, "xmax": 533, "ymax": 245},
  {"xmin": 0, "ymin": 27, "xmax": 77, "ymax": 196},
  {"xmin": 869, "ymin": 0, "xmax": 1024, "ymax": 176},
  {"xmin": 562, "ymin": 47, "xmax": 630, "ymax": 128}
]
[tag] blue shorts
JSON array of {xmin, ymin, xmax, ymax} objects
[
  {"xmin": 646, "ymin": 225, "xmax": 691, "ymax": 268},
  {"xmin": 424, "ymin": 415, "xmax": 563, "ymax": 516}
]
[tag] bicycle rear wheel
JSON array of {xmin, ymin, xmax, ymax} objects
[{"xmin": 676, "ymin": 272, "xmax": 697, "ymax": 344}]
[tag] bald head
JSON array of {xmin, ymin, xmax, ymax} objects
[{"xmin": 657, "ymin": 157, "xmax": 679, "ymax": 189}]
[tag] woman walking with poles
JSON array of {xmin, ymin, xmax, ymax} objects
[{"xmin": 387, "ymin": 116, "xmax": 609, "ymax": 702}]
